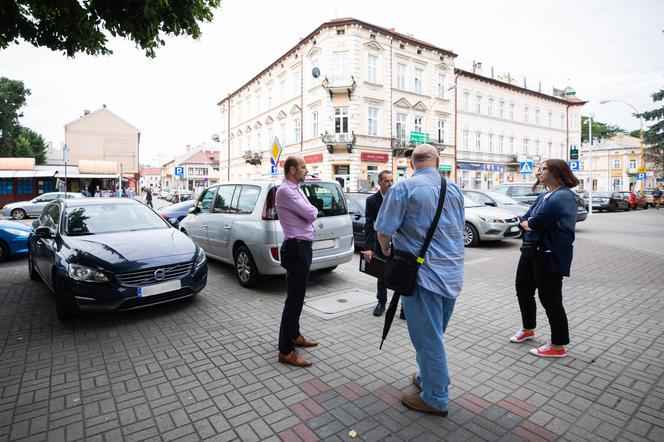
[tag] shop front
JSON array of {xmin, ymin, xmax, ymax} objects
[
  {"xmin": 333, "ymin": 164, "xmax": 351, "ymax": 192},
  {"xmin": 359, "ymin": 152, "xmax": 390, "ymax": 192},
  {"xmin": 457, "ymin": 162, "xmax": 513, "ymax": 190}
]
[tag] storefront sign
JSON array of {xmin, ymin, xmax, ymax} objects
[
  {"xmin": 361, "ymin": 152, "xmax": 389, "ymax": 163},
  {"xmin": 304, "ymin": 153, "xmax": 323, "ymax": 164},
  {"xmin": 438, "ymin": 165, "xmax": 452, "ymax": 172},
  {"xmin": 409, "ymin": 131, "xmax": 430, "ymax": 143},
  {"xmin": 334, "ymin": 165, "xmax": 350, "ymax": 175}
]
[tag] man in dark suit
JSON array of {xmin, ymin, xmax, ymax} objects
[{"xmin": 363, "ymin": 170, "xmax": 394, "ymax": 316}]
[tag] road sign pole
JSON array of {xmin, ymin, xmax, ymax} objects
[{"xmin": 588, "ymin": 113, "xmax": 593, "ymax": 218}]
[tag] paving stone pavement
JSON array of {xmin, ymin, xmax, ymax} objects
[{"xmin": 0, "ymin": 209, "xmax": 663, "ymax": 441}]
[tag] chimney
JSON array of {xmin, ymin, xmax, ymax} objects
[
  {"xmin": 83, "ymin": 110, "xmax": 90, "ymax": 115},
  {"xmin": 389, "ymin": 28, "xmax": 395, "ymax": 32},
  {"xmin": 472, "ymin": 61, "xmax": 483, "ymax": 75}
]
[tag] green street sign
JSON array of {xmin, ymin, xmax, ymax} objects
[
  {"xmin": 438, "ymin": 165, "xmax": 452, "ymax": 172},
  {"xmin": 409, "ymin": 131, "xmax": 429, "ymax": 144}
]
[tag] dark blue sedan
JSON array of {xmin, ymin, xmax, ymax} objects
[
  {"xmin": 0, "ymin": 220, "xmax": 31, "ymax": 261},
  {"xmin": 157, "ymin": 200, "xmax": 196, "ymax": 228},
  {"xmin": 28, "ymin": 198, "xmax": 207, "ymax": 320}
]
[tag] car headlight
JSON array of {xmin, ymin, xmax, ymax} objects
[
  {"xmin": 68, "ymin": 263, "xmax": 109, "ymax": 283},
  {"xmin": 195, "ymin": 247, "xmax": 206, "ymax": 267},
  {"xmin": 478, "ymin": 216, "xmax": 505, "ymax": 223},
  {"xmin": 4, "ymin": 228, "xmax": 30, "ymax": 237}
]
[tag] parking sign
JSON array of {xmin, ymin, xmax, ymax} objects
[
  {"xmin": 174, "ymin": 166, "xmax": 184, "ymax": 177},
  {"xmin": 568, "ymin": 160, "xmax": 579, "ymax": 171}
]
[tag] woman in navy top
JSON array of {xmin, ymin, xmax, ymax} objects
[{"xmin": 509, "ymin": 159, "xmax": 579, "ymax": 358}]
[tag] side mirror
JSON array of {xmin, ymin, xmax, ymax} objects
[
  {"xmin": 485, "ymin": 201, "xmax": 497, "ymax": 207},
  {"xmin": 188, "ymin": 206, "xmax": 200, "ymax": 214},
  {"xmin": 354, "ymin": 214, "xmax": 362, "ymax": 220},
  {"xmin": 35, "ymin": 226, "xmax": 54, "ymax": 239},
  {"xmin": 31, "ymin": 220, "xmax": 40, "ymax": 229}
]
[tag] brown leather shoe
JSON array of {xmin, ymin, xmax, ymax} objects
[
  {"xmin": 294, "ymin": 335, "xmax": 319, "ymax": 347},
  {"xmin": 278, "ymin": 351, "xmax": 312, "ymax": 367},
  {"xmin": 401, "ymin": 393, "xmax": 447, "ymax": 416},
  {"xmin": 412, "ymin": 372, "xmax": 421, "ymax": 390}
]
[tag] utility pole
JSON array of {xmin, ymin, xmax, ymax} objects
[{"xmin": 588, "ymin": 113, "xmax": 593, "ymax": 218}]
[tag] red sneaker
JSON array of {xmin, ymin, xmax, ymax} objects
[
  {"xmin": 530, "ymin": 344, "xmax": 566, "ymax": 358},
  {"xmin": 509, "ymin": 329, "xmax": 535, "ymax": 343}
]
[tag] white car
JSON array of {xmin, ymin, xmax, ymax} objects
[{"xmin": 464, "ymin": 197, "xmax": 521, "ymax": 247}]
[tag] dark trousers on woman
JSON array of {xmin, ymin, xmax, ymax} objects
[
  {"xmin": 278, "ymin": 239, "xmax": 313, "ymax": 355},
  {"xmin": 515, "ymin": 249, "xmax": 570, "ymax": 345}
]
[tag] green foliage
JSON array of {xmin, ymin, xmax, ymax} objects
[
  {"xmin": 0, "ymin": 76, "xmax": 47, "ymax": 163},
  {"xmin": 637, "ymin": 88, "xmax": 664, "ymax": 175},
  {"xmin": 0, "ymin": 0, "xmax": 221, "ymax": 58},
  {"xmin": 580, "ymin": 116, "xmax": 626, "ymax": 143}
]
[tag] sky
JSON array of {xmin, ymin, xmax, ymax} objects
[{"xmin": 1, "ymin": 0, "xmax": 662, "ymax": 166}]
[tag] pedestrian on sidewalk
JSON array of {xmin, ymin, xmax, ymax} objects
[
  {"xmin": 363, "ymin": 169, "xmax": 405, "ymax": 319},
  {"xmin": 510, "ymin": 159, "xmax": 579, "ymax": 358},
  {"xmin": 654, "ymin": 186, "xmax": 663, "ymax": 209},
  {"xmin": 275, "ymin": 155, "xmax": 320, "ymax": 367},
  {"xmin": 145, "ymin": 188, "xmax": 153, "ymax": 208},
  {"xmin": 375, "ymin": 144, "xmax": 465, "ymax": 416}
]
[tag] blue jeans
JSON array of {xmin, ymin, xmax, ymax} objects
[{"xmin": 401, "ymin": 284, "xmax": 456, "ymax": 410}]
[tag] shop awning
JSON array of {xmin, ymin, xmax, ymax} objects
[
  {"xmin": 0, "ymin": 170, "xmax": 57, "ymax": 178},
  {"xmin": 59, "ymin": 173, "xmax": 119, "ymax": 179}
]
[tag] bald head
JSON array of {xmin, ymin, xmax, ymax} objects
[{"xmin": 410, "ymin": 144, "xmax": 439, "ymax": 170}]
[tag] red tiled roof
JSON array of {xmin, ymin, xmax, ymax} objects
[
  {"xmin": 179, "ymin": 150, "xmax": 220, "ymax": 165},
  {"xmin": 140, "ymin": 167, "xmax": 162, "ymax": 175}
]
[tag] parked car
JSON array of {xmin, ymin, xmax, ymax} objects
[
  {"xmin": 346, "ymin": 192, "xmax": 372, "ymax": 249},
  {"xmin": 643, "ymin": 189, "xmax": 656, "ymax": 207},
  {"xmin": 158, "ymin": 188, "xmax": 171, "ymax": 199},
  {"xmin": 462, "ymin": 190, "xmax": 529, "ymax": 217},
  {"xmin": 179, "ymin": 179, "xmax": 354, "ymax": 288},
  {"xmin": 157, "ymin": 200, "xmax": 196, "ymax": 228},
  {"xmin": 168, "ymin": 189, "xmax": 193, "ymax": 203},
  {"xmin": 618, "ymin": 191, "xmax": 647, "ymax": 210},
  {"xmin": 574, "ymin": 189, "xmax": 590, "ymax": 211},
  {"xmin": 28, "ymin": 198, "xmax": 207, "ymax": 320},
  {"xmin": 464, "ymin": 197, "xmax": 522, "ymax": 247},
  {"xmin": 0, "ymin": 220, "xmax": 31, "ymax": 262},
  {"xmin": 490, "ymin": 183, "xmax": 588, "ymax": 222},
  {"xmin": 2, "ymin": 192, "xmax": 84, "ymax": 220},
  {"xmin": 591, "ymin": 191, "xmax": 630, "ymax": 212}
]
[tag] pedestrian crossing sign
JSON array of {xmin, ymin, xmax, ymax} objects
[{"xmin": 519, "ymin": 161, "xmax": 533, "ymax": 174}]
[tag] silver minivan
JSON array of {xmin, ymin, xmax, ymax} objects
[{"xmin": 179, "ymin": 179, "xmax": 354, "ymax": 287}]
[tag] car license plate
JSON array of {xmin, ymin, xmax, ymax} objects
[
  {"xmin": 312, "ymin": 239, "xmax": 335, "ymax": 250},
  {"xmin": 510, "ymin": 226, "xmax": 520, "ymax": 233},
  {"xmin": 137, "ymin": 280, "xmax": 181, "ymax": 298}
]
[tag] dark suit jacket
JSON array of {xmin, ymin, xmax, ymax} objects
[{"xmin": 364, "ymin": 190, "xmax": 384, "ymax": 255}]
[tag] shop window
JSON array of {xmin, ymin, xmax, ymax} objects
[
  {"xmin": 0, "ymin": 179, "xmax": 13, "ymax": 194},
  {"xmin": 17, "ymin": 178, "xmax": 33, "ymax": 194}
]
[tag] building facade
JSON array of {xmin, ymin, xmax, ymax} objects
[
  {"xmin": 139, "ymin": 167, "xmax": 162, "ymax": 191},
  {"xmin": 217, "ymin": 18, "xmax": 457, "ymax": 191},
  {"xmin": 176, "ymin": 148, "xmax": 220, "ymax": 191},
  {"xmin": 455, "ymin": 68, "xmax": 585, "ymax": 190}
]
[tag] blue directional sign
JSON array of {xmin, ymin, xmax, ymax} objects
[
  {"xmin": 568, "ymin": 160, "xmax": 579, "ymax": 171},
  {"xmin": 519, "ymin": 161, "xmax": 533, "ymax": 174},
  {"xmin": 174, "ymin": 166, "xmax": 184, "ymax": 177},
  {"xmin": 270, "ymin": 165, "xmax": 278, "ymax": 174},
  {"xmin": 637, "ymin": 173, "xmax": 646, "ymax": 181}
]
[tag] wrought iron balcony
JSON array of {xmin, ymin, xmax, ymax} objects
[
  {"xmin": 321, "ymin": 75, "xmax": 356, "ymax": 99},
  {"xmin": 322, "ymin": 131, "xmax": 356, "ymax": 153},
  {"xmin": 242, "ymin": 151, "xmax": 262, "ymax": 165}
]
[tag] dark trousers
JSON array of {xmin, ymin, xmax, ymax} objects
[
  {"xmin": 278, "ymin": 239, "xmax": 312, "ymax": 355},
  {"xmin": 374, "ymin": 247, "xmax": 387, "ymax": 304},
  {"xmin": 515, "ymin": 249, "xmax": 569, "ymax": 345}
]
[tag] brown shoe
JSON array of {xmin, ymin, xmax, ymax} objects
[
  {"xmin": 412, "ymin": 372, "xmax": 421, "ymax": 390},
  {"xmin": 294, "ymin": 335, "xmax": 319, "ymax": 347},
  {"xmin": 278, "ymin": 351, "xmax": 312, "ymax": 367},
  {"xmin": 401, "ymin": 393, "xmax": 447, "ymax": 416}
]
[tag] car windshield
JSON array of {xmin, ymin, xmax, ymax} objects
[
  {"xmin": 64, "ymin": 203, "xmax": 168, "ymax": 235},
  {"xmin": 300, "ymin": 182, "xmax": 347, "ymax": 217},
  {"xmin": 483, "ymin": 191, "xmax": 522, "ymax": 205},
  {"xmin": 463, "ymin": 194, "xmax": 483, "ymax": 208},
  {"xmin": 594, "ymin": 192, "xmax": 612, "ymax": 197},
  {"xmin": 348, "ymin": 196, "xmax": 367, "ymax": 213}
]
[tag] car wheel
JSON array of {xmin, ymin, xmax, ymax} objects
[
  {"xmin": 464, "ymin": 223, "xmax": 480, "ymax": 247},
  {"xmin": 234, "ymin": 245, "xmax": 260, "ymax": 288},
  {"xmin": 11, "ymin": 209, "xmax": 26, "ymax": 220},
  {"xmin": 28, "ymin": 252, "xmax": 40, "ymax": 281},
  {"xmin": 53, "ymin": 274, "xmax": 77, "ymax": 321},
  {"xmin": 319, "ymin": 266, "xmax": 337, "ymax": 273},
  {"xmin": 0, "ymin": 240, "xmax": 8, "ymax": 263}
]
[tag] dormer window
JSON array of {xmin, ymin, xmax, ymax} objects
[
  {"xmin": 370, "ymin": 34, "xmax": 376, "ymax": 40},
  {"xmin": 337, "ymin": 29, "xmax": 345, "ymax": 35},
  {"xmin": 417, "ymin": 48, "xmax": 422, "ymax": 55}
]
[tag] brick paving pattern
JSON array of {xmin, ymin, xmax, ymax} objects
[{"xmin": 0, "ymin": 209, "xmax": 663, "ymax": 441}]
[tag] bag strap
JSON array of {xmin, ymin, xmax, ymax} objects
[{"xmin": 416, "ymin": 176, "xmax": 447, "ymax": 264}]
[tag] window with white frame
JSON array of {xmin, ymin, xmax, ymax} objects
[
  {"xmin": 268, "ymin": 127, "xmax": 273, "ymax": 145},
  {"xmin": 548, "ymin": 142, "xmax": 553, "ymax": 158},
  {"xmin": 488, "ymin": 98, "xmax": 494, "ymax": 116},
  {"xmin": 256, "ymin": 94, "xmax": 262, "ymax": 113},
  {"xmin": 629, "ymin": 159, "xmax": 637, "ymax": 169},
  {"xmin": 437, "ymin": 120, "xmax": 445, "ymax": 143},
  {"xmin": 280, "ymin": 123, "xmax": 287, "ymax": 144},
  {"xmin": 333, "ymin": 51, "xmax": 349, "ymax": 80},
  {"xmin": 488, "ymin": 134, "xmax": 494, "ymax": 152},
  {"xmin": 397, "ymin": 64, "xmax": 406, "ymax": 89},
  {"xmin": 246, "ymin": 99, "xmax": 252, "ymax": 118},
  {"xmin": 462, "ymin": 130, "xmax": 469, "ymax": 149},
  {"xmin": 524, "ymin": 106, "xmax": 529, "ymax": 124},
  {"xmin": 396, "ymin": 113, "xmax": 407, "ymax": 144},
  {"xmin": 257, "ymin": 132, "xmax": 262, "ymax": 150},
  {"xmin": 334, "ymin": 107, "xmax": 349, "ymax": 134},
  {"xmin": 613, "ymin": 159, "xmax": 621, "ymax": 169},
  {"xmin": 475, "ymin": 95, "xmax": 482, "ymax": 113},
  {"xmin": 498, "ymin": 135, "xmax": 504, "ymax": 153},
  {"xmin": 580, "ymin": 161, "xmax": 585, "ymax": 170},
  {"xmin": 475, "ymin": 131, "xmax": 482, "ymax": 151},
  {"xmin": 534, "ymin": 109, "xmax": 539, "ymax": 126},
  {"xmin": 510, "ymin": 137, "xmax": 515, "ymax": 154},
  {"xmin": 560, "ymin": 114, "xmax": 564, "ymax": 129},
  {"xmin": 535, "ymin": 140, "xmax": 540, "ymax": 156},
  {"xmin": 248, "ymin": 133, "xmax": 253, "ymax": 150},
  {"xmin": 414, "ymin": 68, "xmax": 423, "ymax": 93},
  {"xmin": 238, "ymin": 104, "xmax": 243, "ymax": 123},
  {"xmin": 499, "ymin": 101, "xmax": 505, "ymax": 118},
  {"xmin": 368, "ymin": 107, "xmax": 378, "ymax": 136},
  {"xmin": 367, "ymin": 54, "xmax": 377, "ymax": 83},
  {"xmin": 523, "ymin": 138, "xmax": 529, "ymax": 155},
  {"xmin": 294, "ymin": 118, "xmax": 301, "ymax": 143},
  {"xmin": 280, "ymin": 79, "xmax": 286, "ymax": 103},
  {"xmin": 414, "ymin": 116, "xmax": 423, "ymax": 133},
  {"xmin": 560, "ymin": 143, "xmax": 564, "ymax": 158},
  {"xmin": 267, "ymin": 90, "xmax": 272, "ymax": 109},
  {"xmin": 312, "ymin": 111, "xmax": 319, "ymax": 138},
  {"xmin": 510, "ymin": 103, "xmax": 515, "ymax": 120},
  {"xmin": 463, "ymin": 93, "xmax": 469, "ymax": 112},
  {"xmin": 474, "ymin": 172, "xmax": 482, "ymax": 189},
  {"xmin": 292, "ymin": 72, "xmax": 300, "ymax": 98},
  {"xmin": 437, "ymin": 74, "xmax": 445, "ymax": 98},
  {"xmin": 548, "ymin": 111, "xmax": 553, "ymax": 127}
]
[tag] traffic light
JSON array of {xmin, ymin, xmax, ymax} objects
[{"xmin": 570, "ymin": 146, "xmax": 578, "ymax": 160}]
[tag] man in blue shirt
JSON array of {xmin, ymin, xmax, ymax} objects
[{"xmin": 376, "ymin": 144, "xmax": 465, "ymax": 416}]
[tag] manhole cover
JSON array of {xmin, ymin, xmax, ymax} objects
[{"xmin": 303, "ymin": 289, "xmax": 376, "ymax": 320}]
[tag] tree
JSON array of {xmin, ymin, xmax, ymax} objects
[
  {"xmin": 15, "ymin": 126, "xmax": 47, "ymax": 163},
  {"xmin": 637, "ymin": 88, "xmax": 664, "ymax": 175},
  {"xmin": 0, "ymin": 0, "xmax": 221, "ymax": 58},
  {"xmin": 580, "ymin": 116, "xmax": 626, "ymax": 143}
]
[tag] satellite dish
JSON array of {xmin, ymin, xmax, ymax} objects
[{"xmin": 312, "ymin": 67, "xmax": 320, "ymax": 78}]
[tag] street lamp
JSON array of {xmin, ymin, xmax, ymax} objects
[{"xmin": 599, "ymin": 99, "xmax": 645, "ymax": 192}]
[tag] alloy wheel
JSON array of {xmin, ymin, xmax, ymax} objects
[
  {"xmin": 11, "ymin": 209, "xmax": 26, "ymax": 220},
  {"xmin": 236, "ymin": 251, "xmax": 251, "ymax": 283}
]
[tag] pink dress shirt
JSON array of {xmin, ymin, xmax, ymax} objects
[{"xmin": 275, "ymin": 179, "xmax": 319, "ymax": 240}]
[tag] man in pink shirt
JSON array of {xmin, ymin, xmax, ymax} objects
[{"xmin": 276, "ymin": 156, "xmax": 320, "ymax": 367}]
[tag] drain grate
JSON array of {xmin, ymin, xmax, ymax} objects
[{"xmin": 303, "ymin": 289, "xmax": 376, "ymax": 320}]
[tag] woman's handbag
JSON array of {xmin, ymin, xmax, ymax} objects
[{"xmin": 382, "ymin": 176, "xmax": 447, "ymax": 295}]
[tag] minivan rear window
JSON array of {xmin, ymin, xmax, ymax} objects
[{"xmin": 301, "ymin": 182, "xmax": 347, "ymax": 217}]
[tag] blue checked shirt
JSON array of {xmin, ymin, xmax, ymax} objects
[{"xmin": 375, "ymin": 167, "xmax": 465, "ymax": 299}]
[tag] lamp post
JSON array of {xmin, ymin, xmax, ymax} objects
[{"xmin": 599, "ymin": 99, "xmax": 644, "ymax": 192}]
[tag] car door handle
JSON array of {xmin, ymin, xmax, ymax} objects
[
  {"xmin": 224, "ymin": 225, "xmax": 231, "ymax": 230},
  {"xmin": 202, "ymin": 224, "xmax": 208, "ymax": 228}
]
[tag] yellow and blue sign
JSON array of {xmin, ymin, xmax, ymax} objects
[{"xmin": 270, "ymin": 137, "xmax": 282, "ymax": 176}]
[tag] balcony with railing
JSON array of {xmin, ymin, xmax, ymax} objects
[
  {"xmin": 322, "ymin": 131, "xmax": 356, "ymax": 153},
  {"xmin": 321, "ymin": 75, "xmax": 356, "ymax": 99},
  {"xmin": 243, "ymin": 151, "xmax": 262, "ymax": 165}
]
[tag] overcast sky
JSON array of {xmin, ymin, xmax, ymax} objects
[{"xmin": 1, "ymin": 0, "xmax": 662, "ymax": 165}]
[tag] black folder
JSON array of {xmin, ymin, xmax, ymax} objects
[{"xmin": 359, "ymin": 254, "xmax": 385, "ymax": 279}]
